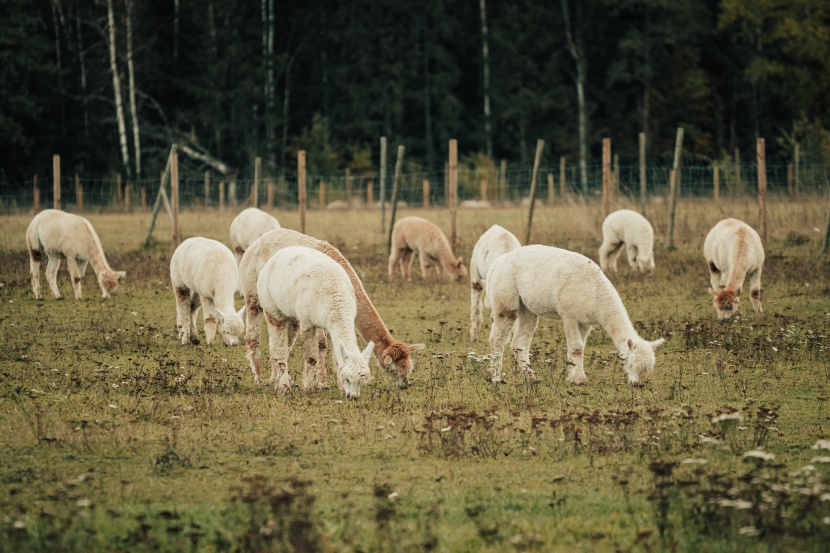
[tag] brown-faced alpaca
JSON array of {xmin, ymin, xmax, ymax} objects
[
  {"xmin": 703, "ymin": 218, "xmax": 765, "ymax": 321},
  {"xmin": 388, "ymin": 216, "xmax": 467, "ymax": 282},
  {"xmin": 239, "ymin": 229, "xmax": 424, "ymax": 389},
  {"xmin": 229, "ymin": 207, "xmax": 281, "ymax": 265},
  {"xmin": 26, "ymin": 209, "xmax": 126, "ymax": 300}
]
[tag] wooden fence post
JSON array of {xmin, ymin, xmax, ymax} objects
[
  {"xmin": 387, "ymin": 145, "xmax": 406, "ymax": 254},
  {"xmin": 75, "ymin": 173, "xmax": 82, "ymax": 211},
  {"xmin": 480, "ymin": 178, "xmax": 487, "ymax": 201},
  {"xmin": 298, "ymin": 151, "xmax": 307, "ymax": 234},
  {"xmin": 33, "ymin": 175, "xmax": 39, "ymax": 214},
  {"xmin": 252, "ymin": 156, "xmax": 261, "ymax": 208},
  {"xmin": 787, "ymin": 163, "xmax": 794, "ymax": 196},
  {"xmin": 547, "ymin": 173, "xmax": 554, "ymax": 207},
  {"xmin": 229, "ymin": 176, "xmax": 237, "ymax": 207},
  {"xmin": 499, "ymin": 159, "xmax": 506, "ymax": 202},
  {"xmin": 714, "ymin": 163, "xmax": 720, "ymax": 203},
  {"xmin": 757, "ymin": 138, "xmax": 767, "ymax": 243},
  {"xmin": 125, "ymin": 184, "xmax": 131, "ymax": 211},
  {"xmin": 204, "ymin": 170, "xmax": 210, "ymax": 208},
  {"xmin": 449, "ymin": 140, "xmax": 458, "ymax": 247},
  {"xmin": 267, "ymin": 180, "xmax": 274, "ymax": 208},
  {"xmin": 345, "ymin": 168, "xmax": 352, "ymax": 207},
  {"xmin": 794, "ymin": 143, "xmax": 800, "ymax": 197},
  {"xmin": 560, "ymin": 157, "xmax": 567, "ymax": 200},
  {"xmin": 141, "ymin": 187, "xmax": 146, "ymax": 211},
  {"xmin": 380, "ymin": 136, "xmax": 387, "ymax": 233},
  {"xmin": 735, "ymin": 147, "xmax": 741, "ymax": 195},
  {"xmin": 171, "ymin": 152, "xmax": 180, "ymax": 249},
  {"xmin": 423, "ymin": 179, "xmax": 430, "ymax": 208},
  {"xmin": 525, "ymin": 139, "xmax": 545, "ymax": 244},
  {"xmin": 613, "ymin": 153, "xmax": 619, "ymax": 202},
  {"xmin": 116, "ymin": 173, "xmax": 122, "ymax": 203},
  {"xmin": 219, "ymin": 181, "xmax": 225, "ymax": 211},
  {"xmin": 602, "ymin": 139, "xmax": 611, "ymax": 218},
  {"xmin": 666, "ymin": 127, "xmax": 685, "ymax": 249},
  {"xmin": 367, "ymin": 180, "xmax": 374, "ymax": 206},
  {"xmin": 319, "ymin": 180, "xmax": 326, "ymax": 208},
  {"xmin": 639, "ymin": 132, "xmax": 647, "ymax": 215},
  {"xmin": 53, "ymin": 155, "xmax": 60, "ymax": 210}
]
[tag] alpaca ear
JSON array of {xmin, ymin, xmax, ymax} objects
[
  {"xmin": 215, "ymin": 308, "xmax": 227, "ymax": 322},
  {"xmin": 236, "ymin": 305, "xmax": 246, "ymax": 320},
  {"xmin": 456, "ymin": 256, "xmax": 464, "ymax": 267},
  {"xmin": 627, "ymin": 338, "xmax": 634, "ymax": 350},
  {"xmin": 408, "ymin": 343, "xmax": 426, "ymax": 353},
  {"xmin": 735, "ymin": 288, "xmax": 742, "ymax": 298},
  {"xmin": 361, "ymin": 341, "xmax": 375, "ymax": 361},
  {"xmin": 383, "ymin": 354, "xmax": 393, "ymax": 365},
  {"xmin": 650, "ymin": 338, "xmax": 666, "ymax": 349},
  {"xmin": 116, "ymin": 271, "xmax": 126, "ymax": 280}
]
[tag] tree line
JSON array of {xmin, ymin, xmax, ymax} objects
[{"xmin": 2, "ymin": 0, "xmax": 829, "ymax": 184}]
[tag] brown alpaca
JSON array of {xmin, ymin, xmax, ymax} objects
[{"xmin": 388, "ymin": 216, "xmax": 467, "ymax": 282}]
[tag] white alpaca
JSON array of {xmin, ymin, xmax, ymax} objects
[
  {"xmin": 486, "ymin": 245, "xmax": 664, "ymax": 385},
  {"xmin": 704, "ymin": 218, "xmax": 764, "ymax": 321},
  {"xmin": 469, "ymin": 225, "xmax": 521, "ymax": 341},
  {"xmin": 170, "ymin": 237, "xmax": 245, "ymax": 346},
  {"xmin": 229, "ymin": 207, "xmax": 281, "ymax": 264},
  {"xmin": 599, "ymin": 209, "xmax": 655, "ymax": 274},
  {"xmin": 26, "ymin": 209, "xmax": 126, "ymax": 300},
  {"xmin": 388, "ymin": 216, "xmax": 467, "ymax": 282},
  {"xmin": 239, "ymin": 229, "xmax": 424, "ymax": 389},
  {"xmin": 257, "ymin": 246, "xmax": 375, "ymax": 398}
]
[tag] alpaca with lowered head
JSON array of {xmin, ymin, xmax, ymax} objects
[
  {"xmin": 26, "ymin": 209, "xmax": 126, "ymax": 300},
  {"xmin": 229, "ymin": 207, "xmax": 281, "ymax": 264},
  {"xmin": 388, "ymin": 216, "xmax": 467, "ymax": 282},
  {"xmin": 599, "ymin": 209, "xmax": 655, "ymax": 275},
  {"xmin": 239, "ymin": 229, "xmax": 424, "ymax": 389},
  {"xmin": 170, "ymin": 237, "xmax": 245, "ymax": 346},
  {"xmin": 486, "ymin": 245, "xmax": 664, "ymax": 385},
  {"xmin": 704, "ymin": 218, "xmax": 764, "ymax": 321},
  {"xmin": 257, "ymin": 246, "xmax": 375, "ymax": 398},
  {"xmin": 469, "ymin": 224, "xmax": 521, "ymax": 341}
]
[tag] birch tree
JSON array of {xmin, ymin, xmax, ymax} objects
[
  {"xmin": 106, "ymin": 0, "xmax": 131, "ymax": 179},
  {"xmin": 125, "ymin": 0, "xmax": 141, "ymax": 179},
  {"xmin": 561, "ymin": 0, "xmax": 588, "ymax": 196}
]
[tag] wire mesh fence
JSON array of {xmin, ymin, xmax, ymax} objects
[{"xmin": 2, "ymin": 159, "xmax": 829, "ymax": 214}]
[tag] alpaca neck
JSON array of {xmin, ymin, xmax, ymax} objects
[{"xmin": 596, "ymin": 298, "xmax": 639, "ymax": 355}]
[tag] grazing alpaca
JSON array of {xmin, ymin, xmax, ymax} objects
[
  {"xmin": 388, "ymin": 216, "xmax": 467, "ymax": 282},
  {"xmin": 599, "ymin": 209, "xmax": 655, "ymax": 274},
  {"xmin": 486, "ymin": 245, "xmax": 664, "ymax": 385},
  {"xmin": 229, "ymin": 207, "xmax": 281, "ymax": 264},
  {"xmin": 239, "ymin": 229, "xmax": 424, "ymax": 388},
  {"xmin": 257, "ymin": 246, "xmax": 375, "ymax": 398},
  {"xmin": 704, "ymin": 218, "xmax": 764, "ymax": 321},
  {"xmin": 26, "ymin": 209, "xmax": 126, "ymax": 300},
  {"xmin": 170, "ymin": 237, "xmax": 245, "ymax": 346},
  {"xmin": 469, "ymin": 225, "xmax": 521, "ymax": 341}
]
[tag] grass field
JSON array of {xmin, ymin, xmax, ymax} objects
[{"xmin": 1, "ymin": 198, "xmax": 830, "ymax": 552}]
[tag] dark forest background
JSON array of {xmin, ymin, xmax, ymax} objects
[{"xmin": 2, "ymin": 0, "xmax": 829, "ymax": 183}]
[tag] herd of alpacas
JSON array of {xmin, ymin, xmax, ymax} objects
[{"xmin": 25, "ymin": 207, "xmax": 765, "ymax": 397}]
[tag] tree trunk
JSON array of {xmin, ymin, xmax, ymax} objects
[
  {"xmin": 106, "ymin": 0, "xmax": 132, "ymax": 180},
  {"xmin": 479, "ymin": 0, "xmax": 492, "ymax": 158},
  {"xmin": 265, "ymin": 0, "xmax": 276, "ymax": 167},
  {"xmin": 173, "ymin": 0, "xmax": 180, "ymax": 62},
  {"xmin": 561, "ymin": 0, "xmax": 589, "ymax": 196},
  {"xmin": 125, "ymin": 0, "xmax": 141, "ymax": 179},
  {"xmin": 51, "ymin": 0, "xmax": 66, "ymax": 138},
  {"xmin": 422, "ymin": 8, "xmax": 434, "ymax": 168},
  {"xmin": 280, "ymin": 55, "xmax": 295, "ymax": 180},
  {"xmin": 75, "ymin": 12, "xmax": 89, "ymax": 141}
]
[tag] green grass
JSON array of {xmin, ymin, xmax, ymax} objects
[{"xmin": 1, "ymin": 199, "xmax": 830, "ymax": 551}]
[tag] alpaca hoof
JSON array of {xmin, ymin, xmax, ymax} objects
[{"xmin": 190, "ymin": 337, "xmax": 200, "ymax": 345}]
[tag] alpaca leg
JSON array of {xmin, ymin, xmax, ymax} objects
[
  {"xmin": 563, "ymin": 318, "xmax": 587, "ymax": 384},
  {"xmin": 401, "ymin": 249, "xmax": 415, "ymax": 281},
  {"xmin": 300, "ymin": 324, "xmax": 321, "ymax": 393},
  {"xmin": 189, "ymin": 294, "xmax": 201, "ymax": 344},
  {"xmin": 316, "ymin": 328, "xmax": 328, "ymax": 389},
  {"xmin": 265, "ymin": 314, "xmax": 293, "ymax": 394},
  {"xmin": 418, "ymin": 251, "xmax": 431, "ymax": 282},
  {"xmin": 469, "ymin": 281, "xmax": 485, "ymax": 341},
  {"xmin": 608, "ymin": 243, "xmax": 624, "ymax": 274},
  {"xmin": 598, "ymin": 240, "xmax": 622, "ymax": 274},
  {"xmin": 511, "ymin": 307, "xmax": 539, "ymax": 382},
  {"xmin": 66, "ymin": 257, "xmax": 84, "ymax": 300},
  {"xmin": 45, "ymin": 255, "xmax": 63, "ymax": 299},
  {"xmin": 749, "ymin": 269, "xmax": 763, "ymax": 320},
  {"xmin": 388, "ymin": 249, "xmax": 401, "ymax": 279},
  {"xmin": 174, "ymin": 287, "xmax": 192, "ymax": 345},
  {"xmin": 626, "ymin": 244, "xmax": 638, "ymax": 271},
  {"xmin": 245, "ymin": 297, "xmax": 263, "ymax": 384},
  {"xmin": 202, "ymin": 298, "xmax": 219, "ymax": 345},
  {"xmin": 28, "ymin": 250, "xmax": 42, "ymax": 299},
  {"xmin": 488, "ymin": 308, "xmax": 517, "ymax": 382}
]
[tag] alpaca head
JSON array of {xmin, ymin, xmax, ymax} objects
[
  {"xmin": 217, "ymin": 306, "xmax": 246, "ymax": 346},
  {"xmin": 636, "ymin": 253, "xmax": 655, "ymax": 274},
  {"xmin": 98, "ymin": 270, "xmax": 126, "ymax": 299},
  {"xmin": 338, "ymin": 341, "xmax": 375, "ymax": 399},
  {"xmin": 709, "ymin": 287, "xmax": 740, "ymax": 320},
  {"xmin": 622, "ymin": 337, "xmax": 664, "ymax": 385},
  {"xmin": 450, "ymin": 257, "xmax": 467, "ymax": 283},
  {"xmin": 382, "ymin": 342, "xmax": 426, "ymax": 389}
]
